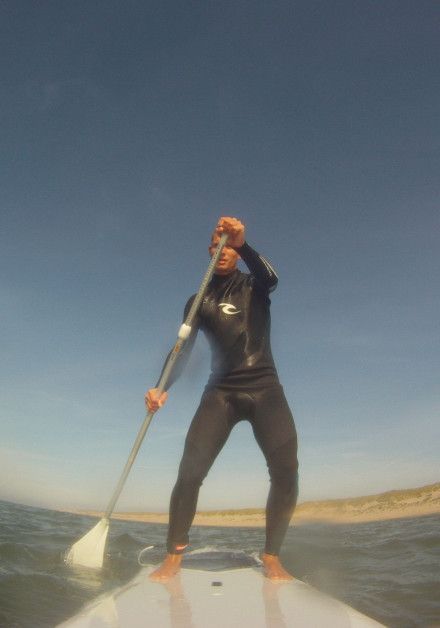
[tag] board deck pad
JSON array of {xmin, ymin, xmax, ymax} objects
[{"xmin": 59, "ymin": 550, "xmax": 384, "ymax": 627}]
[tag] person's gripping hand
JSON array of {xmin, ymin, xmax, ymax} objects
[
  {"xmin": 215, "ymin": 217, "xmax": 245, "ymax": 248},
  {"xmin": 145, "ymin": 388, "xmax": 168, "ymax": 413}
]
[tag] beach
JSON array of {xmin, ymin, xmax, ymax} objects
[{"xmin": 71, "ymin": 482, "xmax": 440, "ymax": 527}]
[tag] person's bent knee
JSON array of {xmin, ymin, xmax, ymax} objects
[{"xmin": 269, "ymin": 466, "xmax": 298, "ymax": 496}]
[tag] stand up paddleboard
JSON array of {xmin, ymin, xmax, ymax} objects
[{"xmin": 58, "ymin": 550, "xmax": 384, "ymax": 627}]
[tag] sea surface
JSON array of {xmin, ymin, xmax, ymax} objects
[{"xmin": 0, "ymin": 500, "xmax": 438, "ymax": 627}]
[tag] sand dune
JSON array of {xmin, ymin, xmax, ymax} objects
[{"xmin": 73, "ymin": 482, "xmax": 439, "ymax": 527}]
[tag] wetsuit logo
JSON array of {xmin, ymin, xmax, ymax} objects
[{"xmin": 219, "ymin": 303, "xmax": 241, "ymax": 315}]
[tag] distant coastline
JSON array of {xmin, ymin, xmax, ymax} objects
[{"xmin": 69, "ymin": 482, "xmax": 440, "ymax": 527}]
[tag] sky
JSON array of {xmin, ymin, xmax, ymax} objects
[{"xmin": 1, "ymin": 1, "xmax": 439, "ymax": 513}]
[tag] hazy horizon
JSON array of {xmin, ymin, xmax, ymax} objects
[{"xmin": 2, "ymin": 480, "xmax": 438, "ymax": 516}]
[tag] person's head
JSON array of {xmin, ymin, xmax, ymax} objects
[{"xmin": 209, "ymin": 232, "xmax": 240, "ymax": 275}]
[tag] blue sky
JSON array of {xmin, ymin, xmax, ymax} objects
[{"xmin": 1, "ymin": 1, "xmax": 438, "ymax": 512}]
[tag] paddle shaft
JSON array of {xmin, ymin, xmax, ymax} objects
[{"xmin": 103, "ymin": 233, "xmax": 229, "ymax": 519}]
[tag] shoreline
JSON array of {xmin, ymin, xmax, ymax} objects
[
  {"xmin": 89, "ymin": 504, "xmax": 440, "ymax": 527},
  {"xmin": 67, "ymin": 483, "xmax": 440, "ymax": 527}
]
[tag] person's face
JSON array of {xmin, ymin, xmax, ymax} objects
[{"xmin": 209, "ymin": 234, "xmax": 240, "ymax": 275}]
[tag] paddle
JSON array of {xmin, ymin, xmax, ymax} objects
[{"xmin": 65, "ymin": 232, "xmax": 229, "ymax": 569}]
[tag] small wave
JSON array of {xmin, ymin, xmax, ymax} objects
[
  {"xmin": 110, "ymin": 532, "xmax": 147, "ymax": 550},
  {"xmin": 0, "ymin": 542, "xmax": 35, "ymax": 562},
  {"xmin": 0, "ymin": 541, "xmax": 62, "ymax": 574},
  {"xmin": 0, "ymin": 571, "xmax": 100, "ymax": 628}
]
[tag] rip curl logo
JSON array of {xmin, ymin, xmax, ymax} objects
[{"xmin": 219, "ymin": 303, "xmax": 241, "ymax": 315}]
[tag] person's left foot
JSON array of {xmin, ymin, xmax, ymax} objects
[
  {"xmin": 261, "ymin": 553, "xmax": 294, "ymax": 581},
  {"xmin": 149, "ymin": 553, "xmax": 183, "ymax": 582}
]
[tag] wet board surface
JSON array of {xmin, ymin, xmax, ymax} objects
[{"xmin": 59, "ymin": 551, "xmax": 384, "ymax": 628}]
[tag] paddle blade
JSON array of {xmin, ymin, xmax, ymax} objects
[{"xmin": 65, "ymin": 518, "xmax": 109, "ymax": 569}]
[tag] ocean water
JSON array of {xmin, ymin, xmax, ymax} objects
[{"xmin": 0, "ymin": 500, "xmax": 438, "ymax": 627}]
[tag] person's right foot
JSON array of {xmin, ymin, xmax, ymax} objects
[
  {"xmin": 261, "ymin": 553, "xmax": 294, "ymax": 581},
  {"xmin": 149, "ymin": 554, "xmax": 183, "ymax": 582}
]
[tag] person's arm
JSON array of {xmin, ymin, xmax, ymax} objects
[
  {"xmin": 145, "ymin": 296, "xmax": 199, "ymax": 412},
  {"xmin": 234, "ymin": 241, "xmax": 279, "ymax": 292},
  {"xmin": 214, "ymin": 216, "xmax": 278, "ymax": 292}
]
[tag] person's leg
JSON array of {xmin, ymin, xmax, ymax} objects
[
  {"xmin": 150, "ymin": 388, "xmax": 235, "ymax": 580},
  {"xmin": 250, "ymin": 385, "xmax": 298, "ymax": 579},
  {"xmin": 263, "ymin": 437, "xmax": 298, "ymax": 555}
]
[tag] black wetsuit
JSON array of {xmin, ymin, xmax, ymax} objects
[{"xmin": 163, "ymin": 242, "xmax": 298, "ymax": 555}]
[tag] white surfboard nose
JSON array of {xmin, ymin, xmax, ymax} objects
[{"xmin": 58, "ymin": 550, "xmax": 385, "ymax": 627}]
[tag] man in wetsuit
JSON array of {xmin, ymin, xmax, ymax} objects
[{"xmin": 146, "ymin": 217, "xmax": 298, "ymax": 581}]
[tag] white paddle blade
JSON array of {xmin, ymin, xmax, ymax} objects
[{"xmin": 65, "ymin": 518, "xmax": 109, "ymax": 569}]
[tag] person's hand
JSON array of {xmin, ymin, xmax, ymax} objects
[
  {"xmin": 215, "ymin": 216, "xmax": 245, "ymax": 248},
  {"xmin": 145, "ymin": 388, "xmax": 168, "ymax": 412}
]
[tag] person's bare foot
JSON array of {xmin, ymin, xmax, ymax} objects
[
  {"xmin": 261, "ymin": 553, "xmax": 294, "ymax": 581},
  {"xmin": 149, "ymin": 554, "xmax": 183, "ymax": 582}
]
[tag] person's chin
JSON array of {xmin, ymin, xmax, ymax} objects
[{"xmin": 216, "ymin": 265, "xmax": 234, "ymax": 275}]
